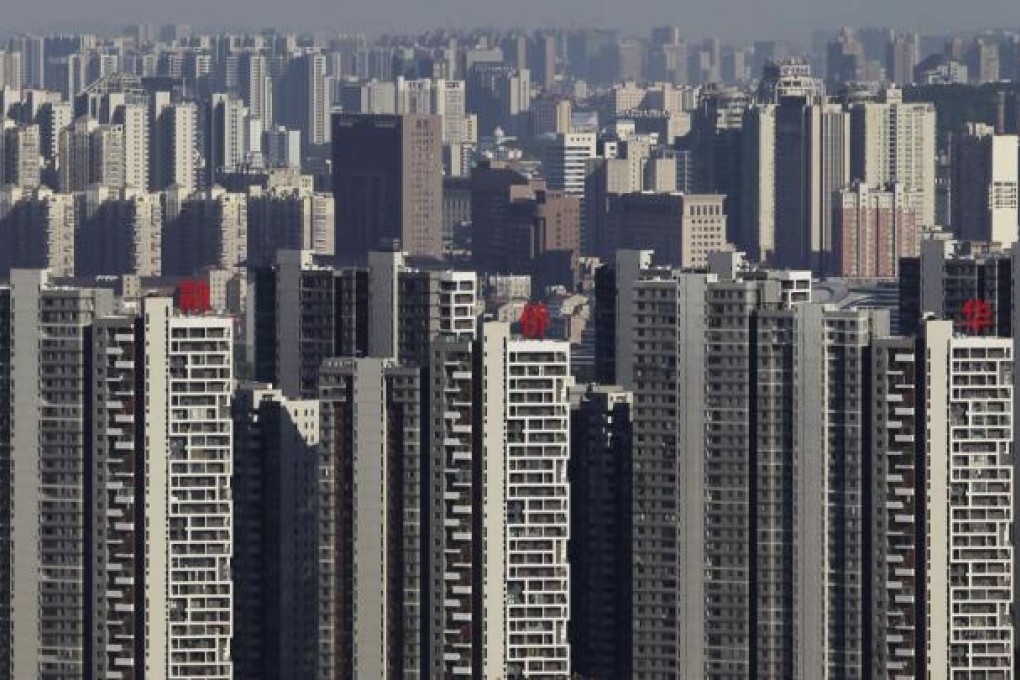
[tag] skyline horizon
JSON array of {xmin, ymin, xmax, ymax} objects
[{"xmin": 2, "ymin": 7, "xmax": 1020, "ymax": 47}]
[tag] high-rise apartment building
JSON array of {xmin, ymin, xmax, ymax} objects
[
  {"xmin": 607, "ymin": 249, "xmax": 899, "ymax": 677},
  {"xmin": 111, "ymin": 102, "xmax": 150, "ymax": 190},
  {"xmin": 151, "ymin": 100, "xmax": 197, "ymax": 194},
  {"xmin": 205, "ymin": 93, "xmax": 249, "ymax": 185},
  {"xmin": 316, "ymin": 357, "xmax": 424, "ymax": 678},
  {"xmin": 75, "ymin": 186, "xmax": 162, "ymax": 276},
  {"xmin": 886, "ymin": 32, "xmax": 920, "ymax": 85},
  {"xmin": 849, "ymin": 88, "xmax": 937, "ymax": 228},
  {"xmin": 0, "ymin": 186, "xmax": 76, "ymax": 276},
  {"xmin": 246, "ymin": 185, "xmax": 335, "ymax": 265},
  {"xmin": 772, "ymin": 95, "xmax": 849, "ymax": 272},
  {"xmin": 238, "ymin": 50, "xmax": 272, "ymax": 131},
  {"xmin": 466, "ymin": 64, "xmax": 530, "ymax": 135},
  {"xmin": 3, "ymin": 271, "xmax": 114, "ymax": 678},
  {"xmin": 739, "ymin": 103, "xmax": 776, "ymax": 261},
  {"xmin": 262, "ymin": 249, "xmax": 476, "ymax": 397},
  {"xmin": 833, "ymin": 181, "xmax": 922, "ymax": 278},
  {"xmin": 690, "ymin": 85, "xmax": 751, "ymax": 244},
  {"xmin": 277, "ymin": 51, "xmax": 329, "ymax": 151},
  {"xmin": 57, "ymin": 116, "xmax": 125, "ymax": 191},
  {"xmin": 1, "ymin": 123, "xmax": 41, "ymax": 188},
  {"xmin": 162, "ymin": 186, "xmax": 247, "ymax": 275},
  {"xmin": 568, "ymin": 384, "xmax": 633, "ymax": 679},
  {"xmin": 89, "ymin": 297, "xmax": 235, "ymax": 679},
  {"xmin": 422, "ymin": 327, "xmax": 507, "ymax": 677},
  {"xmin": 432, "ymin": 79, "xmax": 472, "ymax": 144},
  {"xmin": 332, "ymin": 113, "xmax": 443, "ymax": 260},
  {"xmin": 898, "ymin": 238, "xmax": 1014, "ymax": 336},
  {"xmin": 826, "ymin": 27, "xmax": 865, "ymax": 85},
  {"xmin": 265, "ymin": 249, "xmax": 369, "ymax": 396},
  {"xmin": 503, "ymin": 338, "xmax": 572, "ymax": 678},
  {"xmin": 951, "ymin": 123, "xmax": 1019, "ymax": 245},
  {"xmin": 232, "ymin": 385, "xmax": 319, "ymax": 678},
  {"xmin": 884, "ymin": 321, "xmax": 1014, "ymax": 676},
  {"xmin": 0, "ymin": 51, "xmax": 23, "ymax": 89}
]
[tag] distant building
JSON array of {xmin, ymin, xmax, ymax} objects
[
  {"xmin": 951, "ymin": 123, "xmax": 1019, "ymax": 246},
  {"xmin": 332, "ymin": 113, "xmax": 443, "ymax": 260},
  {"xmin": 833, "ymin": 182, "xmax": 921, "ymax": 278},
  {"xmin": 604, "ymin": 192, "xmax": 728, "ymax": 268}
]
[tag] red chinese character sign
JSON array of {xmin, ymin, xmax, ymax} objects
[
  {"xmin": 519, "ymin": 302, "xmax": 550, "ymax": 340},
  {"xmin": 174, "ymin": 280, "xmax": 211, "ymax": 314},
  {"xmin": 960, "ymin": 299, "xmax": 993, "ymax": 335}
]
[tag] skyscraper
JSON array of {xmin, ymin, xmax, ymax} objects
[
  {"xmin": 772, "ymin": 95, "xmax": 849, "ymax": 272},
  {"xmin": 1, "ymin": 123, "xmax": 41, "ymax": 188},
  {"xmin": 316, "ymin": 357, "xmax": 424, "ymax": 678},
  {"xmin": 331, "ymin": 113, "xmax": 443, "ymax": 260},
  {"xmin": 75, "ymin": 186, "xmax": 162, "ymax": 276},
  {"xmin": 277, "ymin": 51, "xmax": 329, "ymax": 152},
  {"xmin": 232, "ymin": 385, "xmax": 319, "ymax": 678},
  {"xmin": 151, "ymin": 99, "xmax": 197, "ymax": 194},
  {"xmin": 89, "ymin": 297, "xmax": 235, "ymax": 679},
  {"xmin": 833, "ymin": 181, "xmax": 922, "ymax": 278},
  {"xmin": 0, "ymin": 186, "xmax": 76, "ymax": 277},
  {"xmin": 849, "ymin": 87, "xmax": 937, "ymax": 228},
  {"xmin": 541, "ymin": 132, "xmax": 596, "ymax": 197},
  {"xmin": 3, "ymin": 271, "xmax": 114, "ymax": 678},
  {"xmin": 951, "ymin": 123, "xmax": 1019, "ymax": 245},
  {"xmin": 569, "ymin": 384, "xmax": 633, "ymax": 679}
]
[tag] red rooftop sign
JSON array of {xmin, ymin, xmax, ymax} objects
[
  {"xmin": 519, "ymin": 302, "xmax": 550, "ymax": 340},
  {"xmin": 175, "ymin": 280, "xmax": 211, "ymax": 314},
  {"xmin": 960, "ymin": 298, "xmax": 992, "ymax": 335}
]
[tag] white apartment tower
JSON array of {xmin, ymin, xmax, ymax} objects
[
  {"xmin": 503, "ymin": 339, "xmax": 571, "ymax": 678},
  {"xmin": 89, "ymin": 298, "xmax": 235, "ymax": 679},
  {"xmin": 922, "ymin": 320, "xmax": 1013, "ymax": 677},
  {"xmin": 153, "ymin": 298, "xmax": 234, "ymax": 677},
  {"xmin": 116, "ymin": 102, "xmax": 150, "ymax": 190},
  {"xmin": 432, "ymin": 79, "xmax": 472, "ymax": 144},
  {"xmin": 238, "ymin": 51, "xmax": 272, "ymax": 132}
]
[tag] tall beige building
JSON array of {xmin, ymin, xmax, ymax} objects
[
  {"xmin": 604, "ymin": 192, "xmax": 728, "ymax": 267},
  {"xmin": 850, "ymin": 88, "xmax": 937, "ymax": 228},
  {"xmin": 1, "ymin": 123, "xmax": 42, "ymax": 188}
]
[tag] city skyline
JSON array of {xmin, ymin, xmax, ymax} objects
[
  {"xmin": 3, "ymin": 16, "xmax": 1020, "ymax": 46},
  {"xmin": 4, "ymin": 15, "xmax": 1020, "ymax": 679}
]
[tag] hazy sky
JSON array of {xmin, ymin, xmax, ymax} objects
[{"xmin": 12, "ymin": 0, "xmax": 1020, "ymax": 43}]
